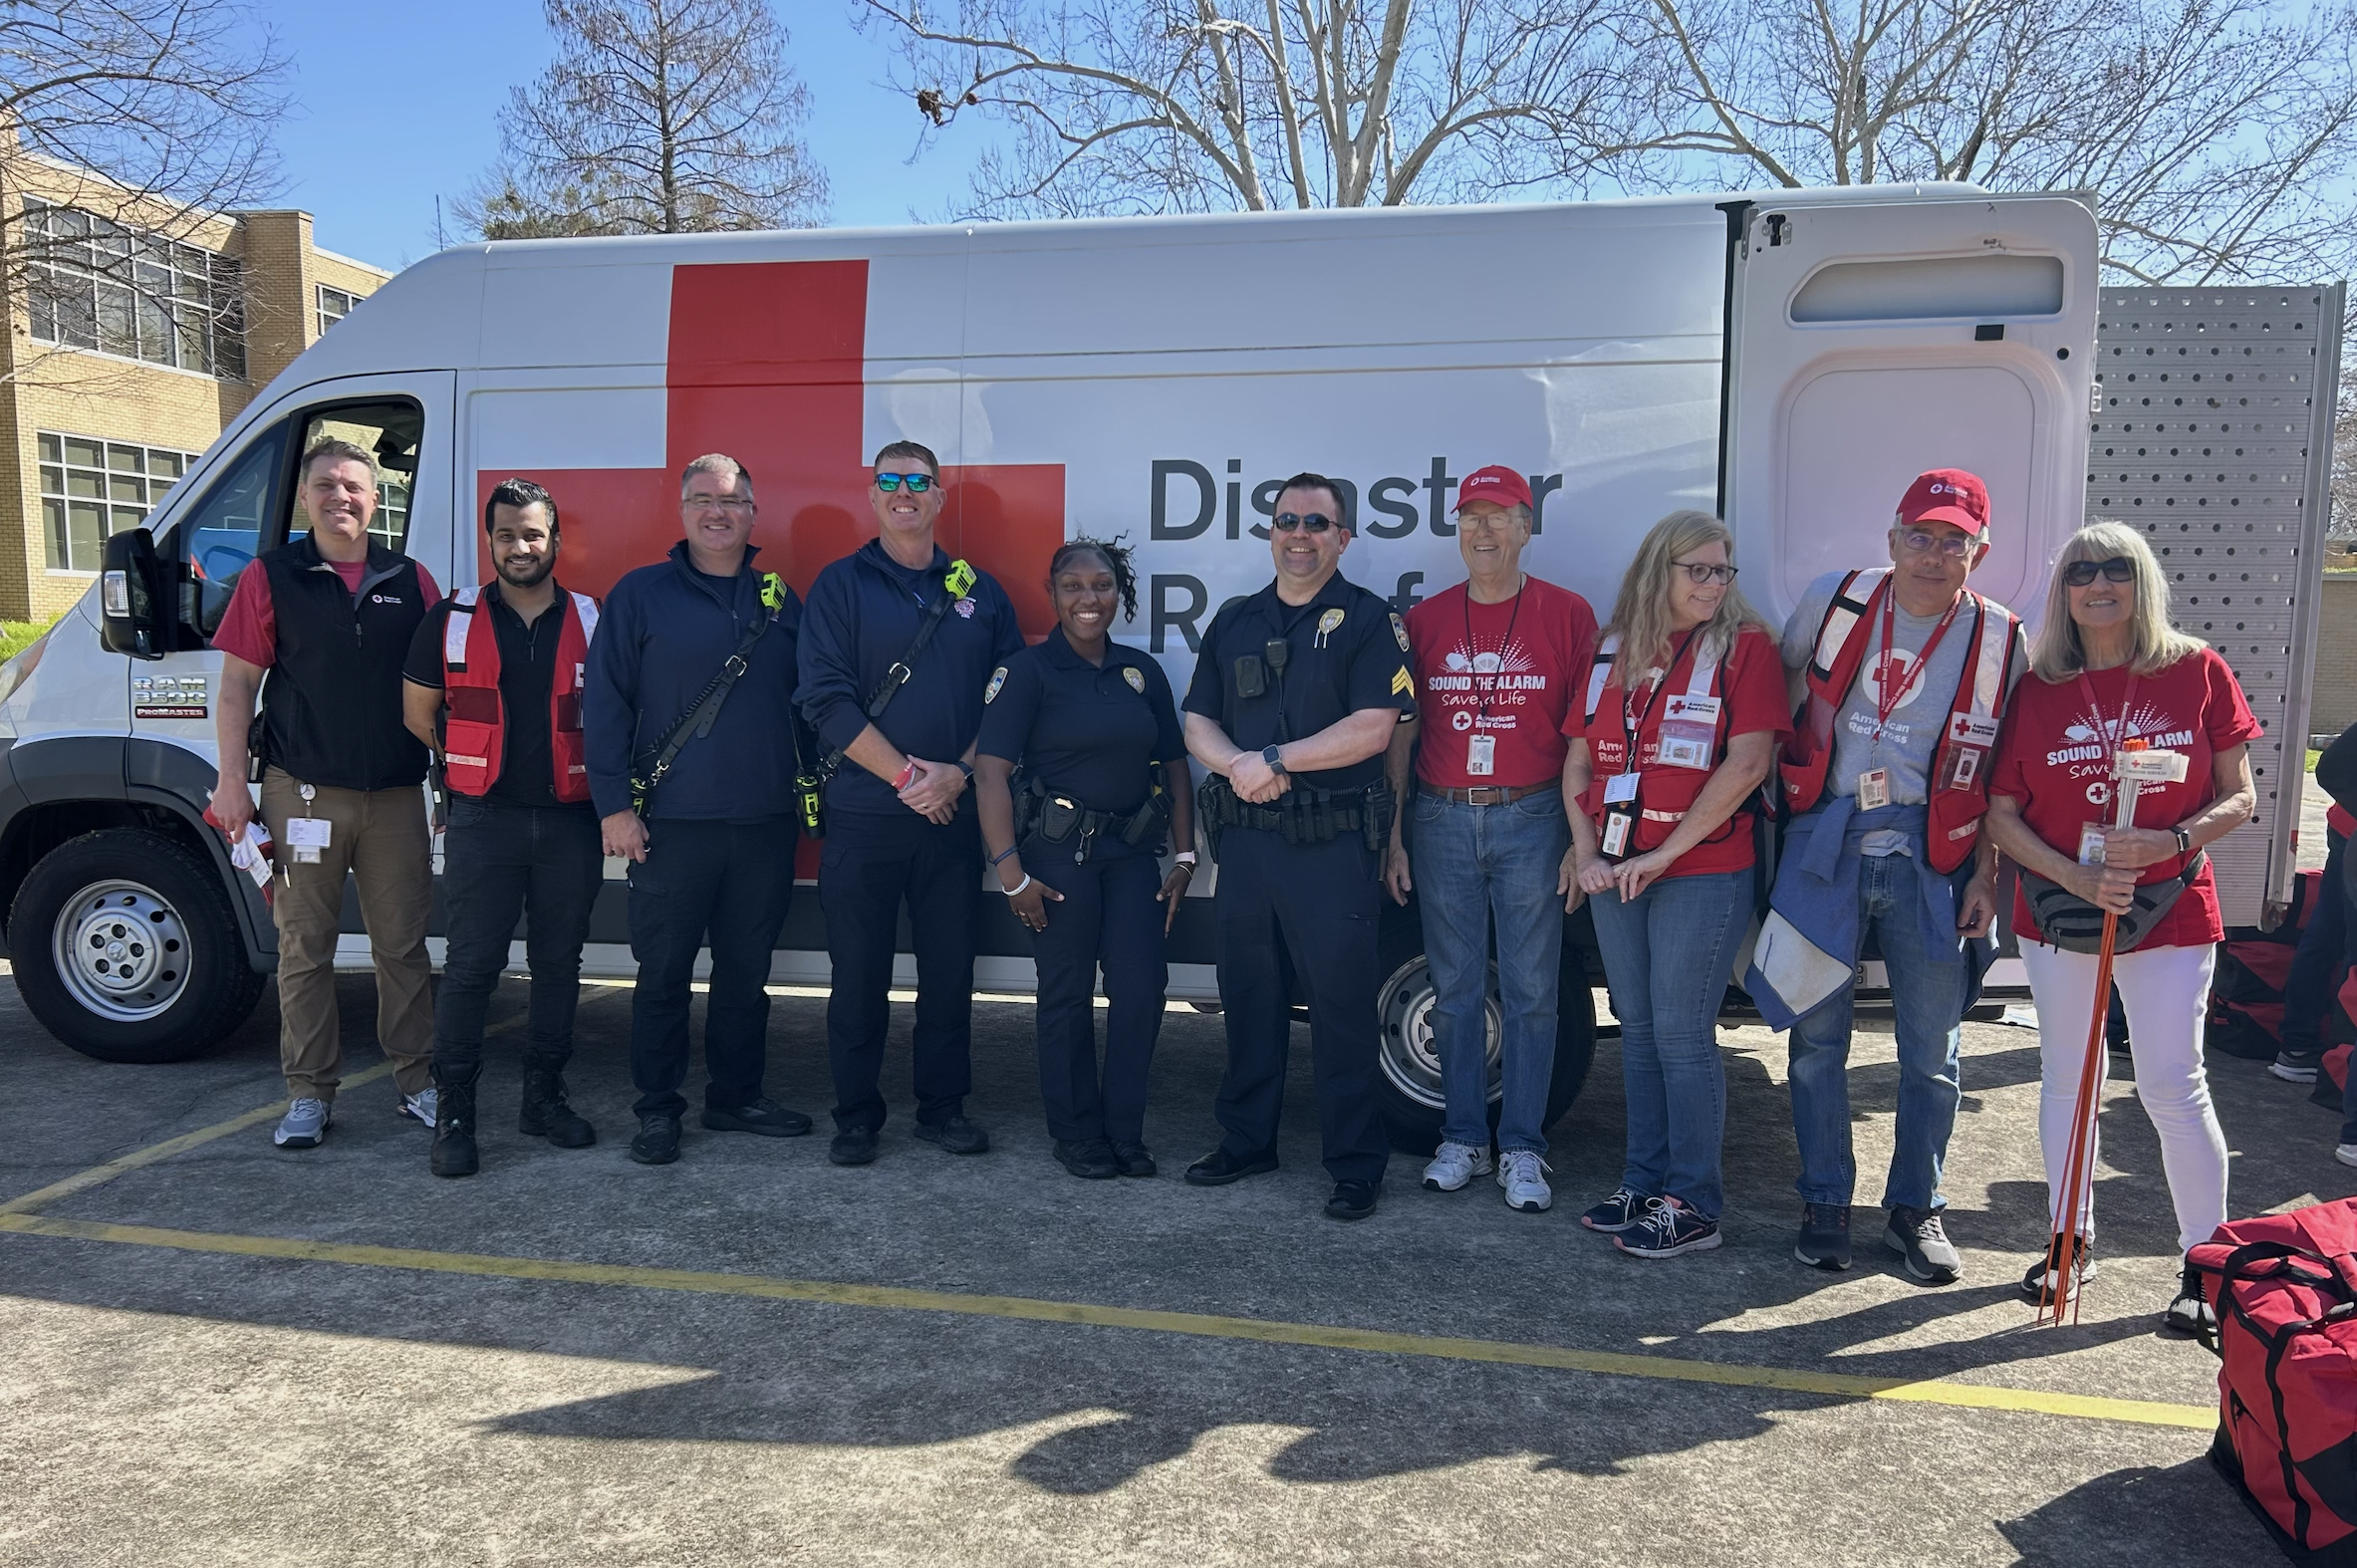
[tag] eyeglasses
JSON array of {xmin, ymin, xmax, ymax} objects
[
  {"xmin": 1899, "ymin": 527, "xmax": 1974, "ymax": 559},
  {"xmin": 2062, "ymin": 556, "xmax": 2137, "ymax": 587},
  {"xmin": 875, "ymin": 472, "xmax": 934, "ymax": 493},
  {"xmin": 1272, "ymin": 512, "xmax": 1336, "ymax": 534},
  {"xmin": 1673, "ymin": 560, "xmax": 1737, "ymax": 585},
  {"xmin": 683, "ymin": 494, "xmax": 753, "ymax": 513}
]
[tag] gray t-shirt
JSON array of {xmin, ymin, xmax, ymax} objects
[{"xmin": 1780, "ymin": 569, "xmax": 2024, "ymax": 857}]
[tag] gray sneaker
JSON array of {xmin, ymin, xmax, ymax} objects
[
  {"xmin": 2269, "ymin": 1048, "xmax": 2323, "ymax": 1084},
  {"xmin": 398, "ymin": 1087, "xmax": 438, "ymax": 1128},
  {"xmin": 273, "ymin": 1096, "xmax": 332, "ymax": 1150},
  {"xmin": 1885, "ymin": 1205, "xmax": 1962, "ymax": 1284},
  {"xmin": 1421, "ymin": 1141, "xmax": 1492, "ymax": 1192},
  {"xmin": 1495, "ymin": 1150, "xmax": 1553, "ymax": 1213}
]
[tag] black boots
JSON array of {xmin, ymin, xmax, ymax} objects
[
  {"xmin": 519, "ymin": 1065, "xmax": 597, "ymax": 1148},
  {"xmin": 430, "ymin": 1079, "xmax": 479, "ymax": 1178}
]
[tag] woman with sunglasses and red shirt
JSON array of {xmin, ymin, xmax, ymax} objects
[{"xmin": 1983, "ymin": 522, "xmax": 2257, "ymax": 1334}]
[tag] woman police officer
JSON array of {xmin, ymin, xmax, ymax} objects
[{"xmin": 976, "ymin": 538, "xmax": 1197, "ymax": 1179}]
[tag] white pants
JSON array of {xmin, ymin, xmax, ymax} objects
[{"xmin": 2019, "ymin": 939, "xmax": 2229, "ymax": 1254}]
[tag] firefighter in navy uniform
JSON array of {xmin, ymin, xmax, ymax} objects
[
  {"xmin": 975, "ymin": 538, "xmax": 1197, "ymax": 1180},
  {"xmin": 1180, "ymin": 471, "xmax": 1418, "ymax": 1220}
]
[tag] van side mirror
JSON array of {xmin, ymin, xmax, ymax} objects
[{"xmin": 99, "ymin": 527, "xmax": 167, "ymax": 660}]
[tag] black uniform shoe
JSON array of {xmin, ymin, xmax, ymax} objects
[
  {"xmin": 1183, "ymin": 1148, "xmax": 1279, "ymax": 1186},
  {"xmin": 829, "ymin": 1127, "xmax": 881, "ymax": 1166},
  {"xmin": 702, "ymin": 1098, "xmax": 813, "ymax": 1138},
  {"xmin": 1111, "ymin": 1142, "xmax": 1158, "ymax": 1178},
  {"xmin": 1325, "ymin": 1180, "xmax": 1380, "ymax": 1221},
  {"xmin": 2163, "ymin": 1258, "xmax": 2215, "ymax": 1337},
  {"xmin": 429, "ymin": 1082, "xmax": 479, "ymax": 1178},
  {"xmin": 1794, "ymin": 1202, "xmax": 1853, "ymax": 1270},
  {"xmin": 916, "ymin": 1116, "xmax": 990, "ymax": 1155},
  {"xmin": 629, "ymin": 1114, "xmax": 682, "ymax": 1166},
  {"xmin": 1053, "ymin": 1139, "xmax": 1120, "ymax": 1178},
  {"xmin": 519, "ymin": 1068, "xmax": 596, "ymax": 1148}
]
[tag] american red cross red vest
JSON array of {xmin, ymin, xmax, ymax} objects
[
  {"xmin": 1580, "ymin": 632, "xmax": 1730, "ymax": 858},
  {"xmin": 439, "ymin": 585, "xmax": 601, "ymax": 803},
  {"xmin": 1782, "ymin": 566, "xmax": 2018, "ymax": 874},
  {"xmin": 256, "ymin": 534, "xmax": 432, "ymax": 792}
]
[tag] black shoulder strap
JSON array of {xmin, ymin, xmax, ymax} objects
[
  {"xmin": 630, "ymin": 573, "xmax": 787, "ymax": 814},
  {"xmin": 820, "ymin": 559, "xmax": 977, "ymax": 774}
]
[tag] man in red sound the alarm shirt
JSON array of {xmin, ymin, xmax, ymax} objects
[{"xmin": 1384, "ymin": 465, "xmax": 1597, "ymax": 1213}]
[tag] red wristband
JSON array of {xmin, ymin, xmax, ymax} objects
[{"xmin": 893, "ymin": 760, "xmax": 918, "ymax": 791}]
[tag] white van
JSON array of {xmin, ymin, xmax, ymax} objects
[{"xmin": 5, "ymin": 184, "xmax": 2333, "ymax": 1149}]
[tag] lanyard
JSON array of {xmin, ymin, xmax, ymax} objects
[
  {"xmin": 1872, "ymin": 586, "xmax": 1967, "ymax": 733},
  {"xmin": 1462, "ymin": 578, "xmax": 1526, "ymax": 730},
  {"xmin": 2072, "ymin": 664, "xmax": 2145, "ymax": 751},
  {"xmin": 1621, "ymin": 629, "xmax": 1700, "ymax": 774}
]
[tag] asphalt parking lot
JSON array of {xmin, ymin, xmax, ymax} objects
[{"xmin": 1, "ymin": 956, "xmax": 2350, "ymax": 1568}]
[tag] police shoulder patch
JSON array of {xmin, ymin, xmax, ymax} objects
[
  {"xmin": 1390, "ymin": 612, "xmax": 1411, "ymax": 652},
  {"xmin": 1391, "ymin": 665, "xmax": 1414, "ymax": 697},
  {"xmin": 1122, "ymin": 664, "xmax": 1145, "ymax": 693},
  {"xmin": 984, "ymin": 665, "xmax": 1008, "ymax": 703}
]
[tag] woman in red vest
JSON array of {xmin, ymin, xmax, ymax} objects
[
  {"xmin": 1984, "ymin": 522, "xmax": 2258, "ymax": 1333},
  {"xmin": 1561, "ymin": 510, "xmax": 1789, "ymax": 1258}
]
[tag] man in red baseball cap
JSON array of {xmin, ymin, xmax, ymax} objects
[
  {"xmin": 1746, "ymin": 466, "xmax": 2027, "ymax": 1286},
  {"xmin": 1385, "ymin": 462, "xmax": 1598, "ymax": 1214}
]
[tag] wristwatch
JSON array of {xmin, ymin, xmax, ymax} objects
[
  {"xmin": 956, "ymin": 759, "xmax": 975, "ymax": 783},
  {"xmin": 1261, "ymin": 745, "xmax": 1287, "ymax": 777},
  {"xmin": 2173, "ymin": 825, "xmax": 2192, "ymax": 855}
]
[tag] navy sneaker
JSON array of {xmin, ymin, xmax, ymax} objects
[
  {"xmin": 1795, "ymin": 1202, "xmax": 1853, "ymax": 1270},
  {"xmin": 1616, "ymin": 1195, "xmax": 1721, "ymax": 1258},
  {"xmin": 1580, "ymin": 1185, "xmax": 1655, "ymax": 1233}
]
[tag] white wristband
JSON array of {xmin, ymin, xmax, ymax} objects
[
  {"xmin": 1175, "ymin": 852, "xmax": 1198, "ymax": 866},
  {"xmin": 1001, "ymin": 874, "xmax": 1032, "ymax": 898}
]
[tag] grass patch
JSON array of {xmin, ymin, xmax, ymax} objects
[
  {"xmin": 0, "ymin": 618, "xmax": 59, "ymax": 662},
  {"xmin": 2314, "ymin": 748, "xmax": 2326, "ymax": 773}
]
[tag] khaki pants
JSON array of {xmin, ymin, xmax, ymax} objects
[{"xmin": 261, "ymin": 766, "xmax": 434, "ymax": 1101}]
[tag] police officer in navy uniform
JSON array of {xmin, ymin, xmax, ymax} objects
[
  {"xmin": 799, "ymin": 439, "xmax": 1024, "ymax": 1167},
  {"xmin": 975, "ymin": 538, "xmax": 1198, "ymax": 1180},
  {"xmin": 1180, "ymin": 471, "xmax": 1418, "ymax": 1219}
]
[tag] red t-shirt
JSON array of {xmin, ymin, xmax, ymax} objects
[
  {"xmin": 1404, "ymin": 577, "xmax": 1597, "ymax": 789},
  {"xmin": 1564, "ymin": 622, "xmax": 1790, "ymax": 878},
  {"xmin": 211, "ymin": 555, "xmax": 440, "ymax": 668},
  {"xmin": 1987, "ymin": 648, "xmax": 2261, "ymax": 947}
]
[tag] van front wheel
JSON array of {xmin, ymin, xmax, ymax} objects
[{"xmin": 10, "ymin": 828, "xmax": 265, "ymax": 1063}]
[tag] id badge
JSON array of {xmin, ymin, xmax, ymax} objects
[
  {"xmin": 1603, "ymin": 772, "xmax": 1641, "ymax": 804},
  {"xmin": 1937, "ymin": 744, "xmax": 1984, "ymax": 791},
  {"xmin": 1856, "ymin": 768, "xmax": 1891, "ymax": 811},
  {"xmin": 286, "ymin": 815, "xmax": 331, "ymax": 866},
  {"xmin": 1600, "ymin": 801, "xmax": 1636, "ymax": 859},
  {"xmin": 2077, "ymin": 823, "xmax": 2108, "ymax": 866},
  {"xmin": 1656, "ymin": 719, "xmax": 1714, "ymax": 770},
  {"xmin": 1466, "ymin": 733, "xmax": 1496, "ymax": 777},
  {"xmin": 1944, "ymin": 713, "xmax": 2000, "ymax": 791}
]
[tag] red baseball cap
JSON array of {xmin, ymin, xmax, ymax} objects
[
  {"xmin": 1897, "ymin": 468, "xmax": 1990, "ymax": 536},
  {"xmin": 1455, "ymin": 465, "xmax": 1534, "ymax": 512}
]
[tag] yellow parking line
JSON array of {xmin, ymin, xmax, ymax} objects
[{"xmin": 0, "ymin": 1211, "xmax": 2216, "ymax": 1432}]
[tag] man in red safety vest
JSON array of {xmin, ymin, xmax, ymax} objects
[
  {"xmin": 402, "ymin": 478, "xmax": 603, "ymax": 1177},
  {"xmin": 1744, "ymin": 469, "xmax": 2025, "ymax": 1284}
]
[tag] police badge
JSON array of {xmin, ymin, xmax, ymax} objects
[
  {"xmin": 1122, "ymin": 665, "xmax": 1146, "ymax": 693},
  {"xmin": 1316, "ymin": 608, "xmax": 1345, "ymax": 649}
]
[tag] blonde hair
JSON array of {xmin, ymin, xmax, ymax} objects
[
  {"xmin": 2029, "ymin": 521, "xmax": 2206, "ymax": 682},
  {"xmin": 1602, "ymin": 510, "xmax": 1769, "ymax": 685}
]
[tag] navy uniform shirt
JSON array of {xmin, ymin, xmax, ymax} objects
[
  {"xmin": 403, "ymin": 584, "xmax": 590, "ymax": 813},
  {"xmin": 977, "ymin": 626, "xmax": 1185, "ymax": 852},
  {"xmin": 799, "ymin": 539, "xmax": 1024, "ymax": 818},
  {"xmin": 1181, "ymin": 571, "xmax": 1416, "ymax": 792}
]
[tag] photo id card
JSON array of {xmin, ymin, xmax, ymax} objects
[
  {"xmin": 2078, "ymin": 822, "xmax": 2108, "ymax": 866},
  {"xmin": 1603, "ymin": 772, "xmax": 1642, "ymax": 804},
  {"xmin": 1600, "ymin": 801, "xmax": 1636, "ymax": 859},
  {"xmin": 1656, "ymin": 693, "xmax": 1719, "ymax": 770},
  {"xmin": 1856, "ymin": 768, "xmax": 1892, "ymax": 812},
  {"xmin": 1466, "ymin": 733, "xmax": 1495, "ymax": 776},
  {"xmin": 286, "ymin": 816, "xmax": 331, "ymax": 866}
]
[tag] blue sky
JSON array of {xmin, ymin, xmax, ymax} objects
[{"xmin": 253, "ymin": 1, "xmax": 976, "ymax": 272}]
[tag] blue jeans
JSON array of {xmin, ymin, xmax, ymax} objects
[
  {"xmin": 1587, "ymin": 868, "xmax": 1749, "ymax": 1218},
  {"xmin": 1787, "ymin": 851, "xmax": 1966, "ymax": 1212},
  {"xmin": 1408, "ymin": 789, "xmax": 1568, "ymax": 1153}
]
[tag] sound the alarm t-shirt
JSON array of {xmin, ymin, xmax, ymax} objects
[
  {"xmin": 1404, "ymin": 577, "xmax": 1596, "ymax": 789},
  {"xmin": 1986, "ymin": 648, "xmax": 2260, "ymax": 947}
]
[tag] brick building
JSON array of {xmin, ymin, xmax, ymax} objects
[{"xmin": 0, "ymin": 158, "xmax": 388, "ymax": 622}]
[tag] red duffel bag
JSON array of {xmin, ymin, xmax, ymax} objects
[{"xmin": 2193, "ymin": 1199, "xmax": 2357, "ymax": 1566}]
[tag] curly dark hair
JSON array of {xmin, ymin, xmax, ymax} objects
[{"xmin": 1049, "ymin": 535, "xmax": 1139, "ymax": 622}]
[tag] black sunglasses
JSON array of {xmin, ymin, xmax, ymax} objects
[
  {"xmin": 1272, "ymin": 512, "xmax": 1336, "ymax": 534},
  {"xmin": 875, "ymin": 471, "xmax": 934, "ymax": 493},
  {"xmin": 2062, "ymin": 557, "xmax": 2136, "ymax": 587}
]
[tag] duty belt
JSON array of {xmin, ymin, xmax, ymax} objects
[
  {"xmin": 1198, "ymin": 776, "xmax": 1392, "ymax": 871},
  {"xmin": 1013, "ymin": 774, "xmax": 1165, "ymax": 863}
]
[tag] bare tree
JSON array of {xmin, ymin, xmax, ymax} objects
[
  {"xmin": 461, "ymin": 0, "xmax": 827, "ymax": 238},
  {"xmin": 1607, "ymin": 0, "xmax": 2357, "ymax": 287},
  {"xmin": 0, "ymin": 0, "xmax": 289, "ymax": 382},
  {"xmin": 859, "ymin": 0, "xmax": 1630, "ymax": 215}
]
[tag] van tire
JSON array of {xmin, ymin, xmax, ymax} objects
[
  {"xmin": 1373, "ymin": 910, "xmax": 1597, "ymax": 1157},
  {"xmin": 10, "ymin": 828, "xmax": 266, "ymax": 1064}
]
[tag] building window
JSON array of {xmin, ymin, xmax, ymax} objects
[
  {"xmin": 317, "ymin": 284, "xmax": 361, "ymax": 336},
  {"xmin": 22, "ymin": 199, "xmax": 247, "ymax": 381},
  {"xmin": 40, "ymin": 432, "xmax": 196, "ymax": 572}
]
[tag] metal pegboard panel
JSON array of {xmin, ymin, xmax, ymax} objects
[{"xmin": 2086, "ymin": 283, "xmax": 2347, "ymax": 924}]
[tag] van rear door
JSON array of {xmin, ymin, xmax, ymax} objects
[{"xmin": 1718, "ymin": 193, "xmax": 2100, "ymax": 630}]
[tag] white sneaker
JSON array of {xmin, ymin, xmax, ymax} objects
[
  {"xmin": 2337, "ymin": 1144, "xmax": 2357, "ymax": 1169},
  {"xmin": 1496, "ymin": 1150, "xmax": 1553, "ymax": 1212},
  {"xmin": 398, "ymin": 1087, "xmax": 437, "ymax": 1127},
  {"xmin": 273, "ymin": 1096, "xmax": 332, "ymax": 1150},
  {"xmin": 1421, "ymin": 1142, "xmax": 1492, "ymax": 1191}
]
